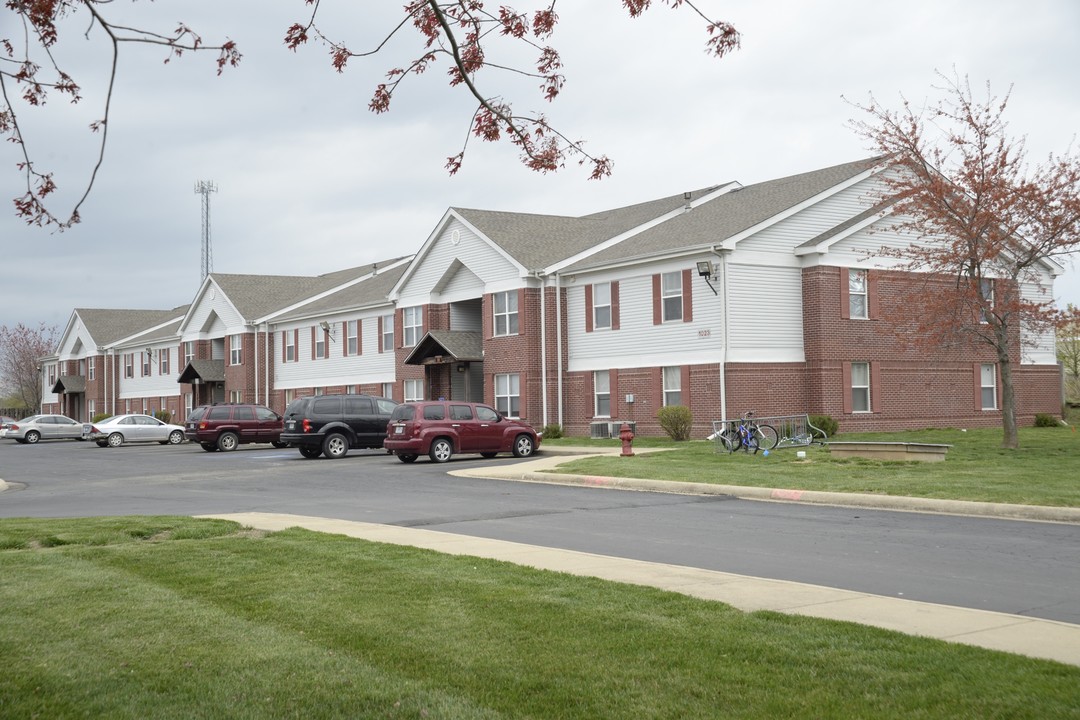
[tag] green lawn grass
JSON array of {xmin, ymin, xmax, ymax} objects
[
  {"xmin": 1, "ymin": 516, "xmax": 1078, "ymax": 719},
  {"xmin": 545, "ymin": 426, "xmax": 1080, "ymax": 507}
]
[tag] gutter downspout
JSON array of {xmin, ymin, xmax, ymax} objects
[
  {"xmin": 264, "ymin": 323, "xmax": 270, "ymax": 410},
  {"xmin": 535, "ymin": 271, "xmax": 549, "ymax": 428},
  {"xmin": 713, "ymin": 248, "xmax": 730, "ymax": 422},
  {"xmin": 555, "ymin": 272, "xmax": 564, "ymax": 429},
  {"xmin": 252, "ymin": 323, "xmax": 259, "ymax": 405}
]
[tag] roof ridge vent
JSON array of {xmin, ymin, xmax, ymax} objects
[{"xmin": 683, "ymin": 191, "xmax": 692, "ymax": 212}]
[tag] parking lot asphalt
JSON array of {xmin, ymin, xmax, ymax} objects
[{"xmin": 4, "ymin": 446, "xmax": 1079, "ymax": 667}]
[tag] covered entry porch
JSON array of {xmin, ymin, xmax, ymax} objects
[{"xmin": 404, "ymin": 331, "xmax": 484, "ymax": 402}]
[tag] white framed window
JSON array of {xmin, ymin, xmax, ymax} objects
[
  {"xmin": 88, "ymin": 357, "xmax": 95, "ymax": 381},
  {"xmin": 404, "ymin": 379, "xmax": 424, "ymax": 402},
  {"xmin": 185, "ymin": 393, "xmax": 193, "ymax": 419},
  {"xmin": 230, "ymin": 334, "xmax": 242, "ymax": 365},
  {"xmin": 662, "ymin": 366, "xmax": 682, "ymax": 406},
  {"xmin": 142, "ymin": 351, "xmax": 151, "ymax": 377},
  {"xmin": 493, "ymin": 291, "xmax": 519, "ymax": 336},
  {"xmin": 661, "ymin": 272, "xmax": 682, "ymax": 322},
  {"xmin": 594, "ymin": 370, "xmax": 611, "ymax": 417},
  {"xmin": 78, "ymin": 359, "xmax": 85, "ymax": 376},
  {"xmin": 125, "ymin": 399, "xmax": 131, "ymax": 414},
  {"xmin": 851, "ymin": 361, "xmax": 871, "ymax": 412},
  {"xmin": 159, "ymin": 349, "xmax": 169, "ymax": 375},
  {"xmin": 980, "ymin": 364, "xmax": 997, "ymax": 410},
  {"xmin": 314, "ymin": 386, "xmax": 325, "ymax": 396},
  {"xmin": 284, "ymin": 389, "xmax": 295, "ymax": 406},
  {"xmin": 184, "ymin": 341, "xmax": 194, "ymax": 365},
  {"xmin": 381, "ymin": 314, "xmax": 394, "ymax": 352},
  {"xmin": 88, "ymin": 399, "xmax": 95, "ymax": 418},
  {"xmin": 381, "ymin": 382, "xmax": 394, "ymax": 400},
  {"xmin": 980, "ymin": 278, "xmax": 994, "ymax": 324},
  {"xmin": 347, "ymin": 320, "xmax": 359, "ymax": 356},
  {"xmin": 230, "ymin": 390, "xmax": 242, "ymax": 403},
  {"xmin": 849, "ymin": 269, "xmax": 868, "ymax": 319},
  {"xmin": 593, "ymin": 282, "xmax": 611, "ymax": 330},
  {"xmin": 284, "ymin": 331, "xmax": 296, "ymax": 362},
  {"xmin": 403, "ymin": 307, "xmax": 422, "ymax": 347},
  {"xmin": 495, "ymin": 373, "xmax": 520, "ymax": 417},
  {"xmin": 315, "ymin": 327, "xmax": 326, "ymax": 360}
]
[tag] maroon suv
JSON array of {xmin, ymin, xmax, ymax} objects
[{"xmin": 384, "ymin": 401, "xmax": 541, "ymax": 463}]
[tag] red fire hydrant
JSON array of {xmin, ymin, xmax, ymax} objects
[{"xmin": 619, "ymin": 422, "xmax": 635, "ymax": 457}]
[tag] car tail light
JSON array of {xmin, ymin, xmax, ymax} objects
[
  {"xmin": 302, "ymin": 418, "xmax": 312, "ymax": 433},
  {"xmin": 198, "ymin": 420, "xmax": 208, "ymax": 429},
  {"xmin": 9, "ymin": 424, "xmax": 18, "ymax": 430}
]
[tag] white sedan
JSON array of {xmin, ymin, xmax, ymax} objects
[{"xmin": 84, "ymin": 414, "xmax": 186, "ymax": 447}]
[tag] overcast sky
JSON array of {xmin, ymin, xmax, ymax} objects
[{"xmin": 2, "ymin": 0, "xmax": 1078, "ymax": 333}]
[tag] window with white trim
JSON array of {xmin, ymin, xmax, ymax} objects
[
  {"xmin": 230, "ymin": 334, "xmax": 242, "ymax": 365},
  {"xmin": 159, "ymin": 349, "xmax": 169, "ymax": 375},
  {"xmin": 661, "ymin": 272, "xmax": 682, "ymax": 322},
  {"xmin": 404, "ymin": 379, "xmax": 424, "ymax": 402},
  {"xmin": 593, "ymin": 282, "xmax": 611, "ymax": 330},
  {"xmin": 381, "ymin": 382, "xmax": 394, "ymax": 400},
  {"xmin": 347, "ymin": 320, "xmax": 359, "ymax": 356},
  {"xmin": 662, "ymin": 366, "xmax": 682, "ymax": 406},
  {"xmin": 849, "ymin": 269, "xmax": 868, "ymax": 319},
  {"xmin": 230, "ymin": 390, "xmax": 243, "ymax": 403},
  {"xmin": 284, "ymin": 389, "xmax": 295, "ymax": 406},
  {"xmin": 493, "ymin": 291, "xmax": 519, "ymax": 336},
  {"xmin": 403, "ymin": 307, "xmax": 422, "ymax": 347},
  {"xmin": 184, "ymin": 341, "xmax": 194, "ymax": 365},
  {"xmin": 594, "ymin": 370, "xmax": 611, "ymax": 417},
  {"xmin": 314, "ymin": 386, "xmax": 325, "ymax": 396},
  {"xmin": 88, "ymin": 399, "xmax": 95, "ymax": 418},
  {"xmin": 142, "ymin": 351, "xmax": 151, "ymax": 377},
  {"xmin": 381, "ymin": 314, "xmax": 394, "ymax": 351},
  {"xmin": 88, "ymin": 357, "xmax": 95, "ymax": 381},
  {"xmin": 315, "ymin": 327, "xmax": 326, "ymax": 360},
  {"xmin": 347, "ymin": 385, "xmax": 358, "ymax": 394},
  {"xmin": 185, "ymin": 393, "xmax": 193, "ymax": 419},
  {"xmin": 980, "ymin": 279, "xmax": 994, "ymax": 324},
  {"xmin": 851, "ymin": 362, "xmax": 871, "ymax": 412},
  {"xmin": 284, "ymin": 331, "xmax": 296, "ymax": 362},
  {"xmin": 495, "ymin": 373, "xmax": 520, "ymax": 417},
  {"xmin": 980, "ymin": 364, "xmax": 997, "ymax": 410}
]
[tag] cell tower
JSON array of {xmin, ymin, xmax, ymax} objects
[{"xmin": 194, "ymin": 180, "xmax": 218, "ymax": 281}]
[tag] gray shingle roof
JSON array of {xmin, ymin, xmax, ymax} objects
[
  {"xmin": 273, "ymin": 262, "xmax": 409, "ymax": 321},
  {"xmin": 75, "ymin": 308, "xmax": 187, "ymax": 347},
  {"xmin": 403, "ymin": 331, "xmax": 484, "ymax": 365}
]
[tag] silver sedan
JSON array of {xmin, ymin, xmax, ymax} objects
[
  {"xmin": 84, "ymin": 414, "xmax": 187, "ymax": 447},
  {"xmin": 1, "ymin": 414, "xmax": 86, "ymax": 444}
]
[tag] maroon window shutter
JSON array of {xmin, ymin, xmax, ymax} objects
[
  {"xmin": 611, "ymin": 281, "xmax": 621, "ymax": 330},
  {"xmin": 871, "ymin": 362, "xmax": 882, "ymax": 413},
  {"xmin": 395, "ymin": 309, "xmax": 403, "ymax": 348},
  {"xmin": 682, "ymin": 268, "xmax": 693, "ymax": 323},
  {"xmin": 281, "ymin": 332, "xmax": 286, "ymax": 363},
  {"xmin": 584, "ymin": 285, "xmax": 594, "ymax": 333},
  {"xmin": 681, "ymin": 366, "xmax": 691, "ymax": 407},
  {"xmin": 652, "ymin": 275, "xmax": 662, "ymax": 325},
  {"xmin": 842, "ymin": 362, "xmax": 853, "ymax": 414},
  {"xmin": 377, "ymin": 316, "xmax": 384, "ymax": 354},
  {"xmin": 518, "ymin": 371, "xmax": 528, "ymax": 418},
  {"xmin": 357, "ymin": 320, "xmax": 362, "ymax": 356},
  {"xmin": 342, "ymin": 322, "xmax": 348, "ymax": 357},
  {"xmin": 584, "ymin": 371, "xmax": 595, "ymax": 415},
  {"xmin": 518, "ymin": 289, "xmax": 526, "ymax": 335},
  {"xmin": 294, "ymin": 330, "xmax": 299, "ymax": 362},
  {"xmin": 973, "ymin": 364, "xmax": 983, "ymax": 412},
  {"xmin": 610, "ymin": 369, "xmax": 619, "ymax": 416},
  {"xmin": 651, "ymin": 367, "xmax": 663, "ymax": 406},
  {"xmin": 840, "ymin": 267, "xmax": 851, "ymax": 320},
  {"xmin": 868, "ymin": 271, "xmax": 880, "ymax": 320},
  {"xmin": 311, "ymin": 327, "xmax": 316, "ymax": 361}
]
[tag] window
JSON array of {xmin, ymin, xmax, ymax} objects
[
  {"xmin": 662, "ymin": 366, "xmax": 682, "ymax": 406},
  {"xmin": 230, "ymin": 334, "xmax": 242, "ymax": 365},
  {"xmin": 980, "ymin": 278, "xmax": 994, "ymax": 324},
  {"xmin": 314, "ymin": 386, "xmax": 325, "ymax": 396},
  {"xmin": 284, "ymin": 331, "xmax": 296, "ymax": 362},
  {"xmin": 78, "ymin": 359, "xmax": 85, "ymax": 376},
  {"xmin": 593, "ymin": 282, "xmax": 612, "ymax": 330},
  {"xmin": 403, "ymin": 307, "xmax": 422, "ymax": 347},
  {"xmin": 88, "ymin": 399, "xmax": 95, "ymax": 418},
  {"xmin": 88, "ymin": 357, "xmax": 95, "ymax": 381},
  {"xmin": 493, "ymin": 291, "xmax": 519, "ymax": 336},
  {"xmin": 848, "ymin": 269, "xmax": 868, "ymax": 319},
  {"xmin": 980, "ymin": 364, "xmax": 997, "ymax": 410},
  {"xmin": 594, "ymin": 370, "xmax": 611, "ymax": 417},
  {"xmin": 347, "ymin": 320, "xmax": 359, "ymax": 356},
  {"xmin": 851, "ymin": 362, "xmax": 871, "ymax": 412},
  {"xmin": 661, "ymin": 272, "xmax": 682, "ymax": 322},
  {"xmin": 230, "ymin": 391, "xmax": 243, "ymax": 403},
  {"xmin": 185, "ymin": 393, "xmax": 193, "ymax": 419},
  {"xmin": 314, "ymin": 327, "xmax": 326, "ymax": 360},
  {"xmin": 142, "ymin": 351, "xmax": 151, "ymax": 377},
  {"xmin": 495, "ymin": 373, "xmax": 520, "ymax": 417},
  {"xmin": 381, "ymin": 314, "xmax": 394, "ymax": 352},
  {"xmin": 346, "ymin": 385, "xmax": 358, "ymax": 394},
  {"xmin": 159, "ymin": 349, "xmax": 169, "ymax": 375},
  {"xmin": 184, "ymin": 341, "xmax": 194, "ymax": 365},
  {"xmin": 404, "ymin": 379, "xmax": 424, "ymax": 402},
  {"xmin": 450, "ymin": 404, "xmax": 474, "ymax": 421},
  {"xmin": 381, "ymin": 382, "xmax": 394, "ymax": 400},
  {"xmin": 284, "ymin": 388, "xmax": 295, "ymax": 406}
]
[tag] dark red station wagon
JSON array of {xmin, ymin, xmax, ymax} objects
[{"xmin": 384, "ymin": 401, "xmax": 541, "ymax": 463}]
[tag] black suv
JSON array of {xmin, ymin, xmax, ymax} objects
[
  {"xmin": 280, "ymin": 394, "xmax": 398, "ymax": 459},
  {"xmin": 185, "ymin": 403, "xmax": 286, "ymax": 452}
]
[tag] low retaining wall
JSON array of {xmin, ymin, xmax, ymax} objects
[{"xmin": 826, "ymin": 441, "xmax": 951, "ymax": 462}]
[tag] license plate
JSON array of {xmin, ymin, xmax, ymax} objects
[
  {"xmin": 394, "ymin": 425, "xmax": 403, "ymax": 434},
  {"xmin": 286, "ymin": 421, "xmax": 295, "ymax": 431}
]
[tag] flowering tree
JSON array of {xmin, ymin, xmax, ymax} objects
[
  {"xmin": 1059, "ymin": 306, "xmax": 1080, "ymax": 406},
  {"xmin": 0, "ymin": 323, "xmax": 58, "ymax": 412},
  {"xmin": 849, "ymin": 73, "xmax": 1080, "ymax": 448},
  {"xmin": 2, "ymin": 1, "xmax": 739, "ymax": 229}
]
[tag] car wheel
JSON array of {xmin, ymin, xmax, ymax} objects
[
  {"xmin": 217, "ymin": 432, "xmax": 239, "ymax": 452},
  {"xmin": 168, "ymin": 430, "xmax": 184, "ymax": 445},
  {"xmin": 271, "ymin": 441, "xmax": 288, "ymax": 449},
  {"xmin": 299, "ymin": 446, "xmax": 322, "ymax": 459},
  {"xmin": 201, "ymin": 443, "xmax": 217, "ymax": 452},
  {"xmin": 25, "ymin": 430, "xmax": 40, "ymax": 444},
  {"xmin": 107, "ymin": 432, "xmax": 124, "ymax": 448},
  {"xmin": 96, "ymin": 440, "xmax": 108, "ymax": 448},
  {"xmin": 428, "ymin": 437, "xmax": 453, "ymax": 463},
  {"xmin": 322, "ymin": 433, "xmax": 348, "ymax": 459},
  {"xmin": 397, "ymin": 453, "xmax": 418, "ymax": 463},
  {"xmin": 480, "ymin": 452, "xmax": 498, "ymax": 459},
  {"xmin": 512, "ymin": 434, "xmax": 535, "ymax": 458},
  {"xmin": 15, "ymin": 438, "xmax": 27, "ymax": 444}
]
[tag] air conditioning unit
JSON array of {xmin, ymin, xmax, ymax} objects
[
  {"xmin": 589, "ymin": 421, "xmax": 612, "ymax": 439},
  {"xmin": 609, "ymin": 421, "xmax": 636, "ymax": 436}
]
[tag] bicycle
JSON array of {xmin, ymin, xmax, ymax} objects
[{"xmin": 719, "ymin": 411, "xmax": 778, "ymax": 454}]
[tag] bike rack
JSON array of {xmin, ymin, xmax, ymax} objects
[{"xmin": 710, "ymin": 414, "xmax": 827, "ymax": 453}]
